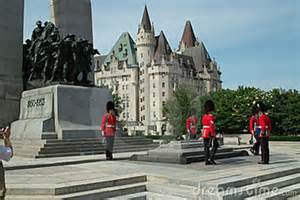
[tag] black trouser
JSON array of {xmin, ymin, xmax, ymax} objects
[
  {"xmin": 204, "ymin": 138, "xmax": 219, "ymax": 163},
  {"xmin": 260, "ymin": 137, "xmax": 269, "ymax": 164},
  {"xmin": 0, "ymin": 162, "xmax": 6, "ymax": 199},
  {"xmin": 252, "ymin": 134, "xmax": 260, "ymax": 155},
  {"xmin": 190, "ymin": 134, "xmax": 198, "ymax": 140},
  {"xmin": 104, "ymin": 136, "xmax": 115, "ymax": 160}
]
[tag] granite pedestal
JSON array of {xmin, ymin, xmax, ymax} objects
[
  {"xmin": 11, "ymin": 85, "xmax": 111, "ymax": 157},
  {"xmin": 131, "ymin": 140, "xmax": 248, "ymax": 164},
  {"xmin": 12, "ymin": 85, "xmax": 111, "ymax": 140}
]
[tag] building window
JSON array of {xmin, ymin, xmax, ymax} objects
[
  {"xmin": 162, "ymin": 101, "xmax": 166, "ymax": 106},
  {"xmin": 153, "ymin": 101, "xmax": 156, "ymax": 107},
  {"xmin": 162, "ymin": 82, "xmax": 165, "ymax": 88},
  {"xmin": 153, "ymin": 112, "xmax": 156, "ymax": 118},
  {"xmin": 123, "ymin": 113, "xmax": 126, "ymax": 118},
  {"xmin": 162, "ymin": 92, "xmax": 165, "ymax": 97},
  {"xmin": 152, "ymin": 74, "xmax": 155, "ymax": 79},
  {"xmin": 153, "ymin": 92, "xmax": 155, "ymax": 97},
  {"xmin": 141, "ymin": 53, "xmax": 143, "ymax": 58},
  {"xmin": 153, "ymin": 83, "xmax": 155, "ymax": 88}
]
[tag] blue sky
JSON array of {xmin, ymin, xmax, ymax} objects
[{"xmin": 24, "ymin": 0, "xmax": 300, "ymax": 90}]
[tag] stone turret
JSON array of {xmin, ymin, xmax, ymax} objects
[{"xmin": 136, "ymin": 5, "xmax": 156, "ymax": 67}]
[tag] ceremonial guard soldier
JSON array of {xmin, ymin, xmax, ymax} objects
[
  {"xmin": 202, "ymin": 100, "xmax": 219, "ymax": 165},
  {"xmin": 186, "ymin": 109, "xmax": 198, "ymax": 140},
  {"xmin": 101, "ymin": 101, "xmax": 117, "ymax": 160},
  {"xmin": 257, "ymin": 102, "xmax": 271, "ymax": 164},
  {"xmin": 249, "ymin": 106, "xmax": 260, "ymax": 155}
]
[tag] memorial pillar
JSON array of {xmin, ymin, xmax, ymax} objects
[{"xmin": 0, "ymin": 0, "xmax": 24, "ymax": 127}]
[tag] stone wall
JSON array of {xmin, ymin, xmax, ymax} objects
[{"xmin": 0, "ymin": 0, "xmax": 24, "ymax": 127}]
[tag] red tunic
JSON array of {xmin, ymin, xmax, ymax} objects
[
  {"xmin": 186, "ymin": 116, "xmax": 198, "ymax": 135},
  {"xmin": 249, "ymin": 115, "xmax": 258, "ymax": 135},
  {"xmin": 101, "ymin": 113, "xmax": 117, "ymax": 137},
  {"xmin": 258, "ymin": 113, "xmax": 271, "ymax": 138},
  {"xmin": 202, "ymin": 114, "xmax": 216, "ymax": 139}
]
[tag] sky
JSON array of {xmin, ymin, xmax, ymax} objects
[{"xmin": 24, "ymin": 0, "xmax": 300, "ymax": 90}]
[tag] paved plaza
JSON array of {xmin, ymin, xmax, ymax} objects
[{"xmin": 2, "ymin": 141, "xmax": 300, "ymax": 199}]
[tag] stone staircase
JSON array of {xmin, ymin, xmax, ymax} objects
[
  {"xmin": 200, "ymin": 166, "xmax": 300, "ymax": 200},
  {"xmin": 6, "ymin": 174, "xmax": 147, "ymax": 200},
  {"xmin": 13, "ymin": 137, "xmax": 159, "ymax": 158},
  {"xmin": 6, "ymin": 166, "xmax": 300, "ymax": 199}
]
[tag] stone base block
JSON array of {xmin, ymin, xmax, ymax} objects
[{"xmin": 11, "ymin": 85, "xmax": 111, "ymax": 140}]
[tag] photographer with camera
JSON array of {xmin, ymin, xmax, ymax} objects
[{"xmin": 0, "ymin": 127, "xmax": 13, "ymax": 200}]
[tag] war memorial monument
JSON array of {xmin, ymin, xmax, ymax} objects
[{"xmin": 0, "ymin": 0, "xmax": 299, "ymax": 199}]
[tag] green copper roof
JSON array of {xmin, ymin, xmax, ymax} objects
[{"xmin": 103, "ymin": 32, "xmax": 137, "ymax": 68}]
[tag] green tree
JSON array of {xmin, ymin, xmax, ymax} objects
[
  {"xmin": 112, "ymin": 93, "xmax": 123, "ymax": 115},
  {"xmin": 163, "ymin": 85, "xmax": 198, "ymax": 137},
  {"xmin": 112, "ymin": 93, "xmax": 126, "ymax": 131},
  {"xmin": 197, "ymin": 87, "xmax": 300, "ymax": 135}
]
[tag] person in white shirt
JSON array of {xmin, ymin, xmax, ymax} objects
[{"xmin": 0, "ymin": 127, "xmax": 13, "ymax": 200}]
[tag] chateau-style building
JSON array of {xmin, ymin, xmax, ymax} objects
[{"xmin": 94, "ymin": 6, "xmax": 222, "ymax": 135}]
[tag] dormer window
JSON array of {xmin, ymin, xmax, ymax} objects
[
  {"xmin": 119, "ymin": 44, "xmax": 123, "ymax": 52},
  {"xmin": 123, "ymin": 49, "xmax": 128, "ymax": 57}
]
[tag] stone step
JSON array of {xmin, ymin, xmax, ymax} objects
[
  {"xmin": 39, "ymin": 144, "xmax": 158, "ymax": 154},
  {"xmin": 185, "ymin": 150, "xmax": 249, "ymax": 163},
  {"xmin": 7, "ymin": 175, "xmax": 146, "ymax": 196},
  {"xmin": 6, "ymin": 195, "xmax": 57, "ymax": 200},
  {"xmin": 108, "ymin": 191, "xmax": 188, "ymax": 200},
  {"xmin": 55, "ymin": 175, "xmax": 146, "ymax": 195},
  {"xmin": 107, "ymin": 191, "xmax": 147, "ymax": 200},
  {"xmin": 181, "ymin": 143, "xmax": 204, "ymax": 149},
  {"xmin": 36, "ymin": 147, "xmax": 157, "ymax": 158},
  {"xmin": 182, "ymin": 147, "xmax": 234, "ymax": 157},
  {"xmin": 45, "ymin": 137, "xmax": 152, "ymax": 144},
  {"xmin": 43, "ymin": 141, "xmax": 156, "ymax": 149},
  {"xmin": 146, "ymin": 182, "xmax": 198, "ymax": 199},
  {"xmin": 288, "ymin": 194, "xmax": 300, "ymax": 200},
  {"xmin": 218, "ymin": 173, "xmax": 300, "ymax": 200},
  {"xmin": 131, "ymin": 150, "xmax": 248, "ymax": 164},
  {"xmin": 42, "ymin": 132, "xmax": 58, "ymax": 140},
  {"xmin": 245, "ymin": 183, "xmax": 300, "ymax": 200},
  {"xmin": 44, "ymin": 140, "xmax": 154, "ymax": 147},
  {"xmin": 57, "ymin": 182, "xmax": 146, "ymax": 200},
  {"xmin": 203, "ymin": 166, "xmax": 300, "ymax": 192}
]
